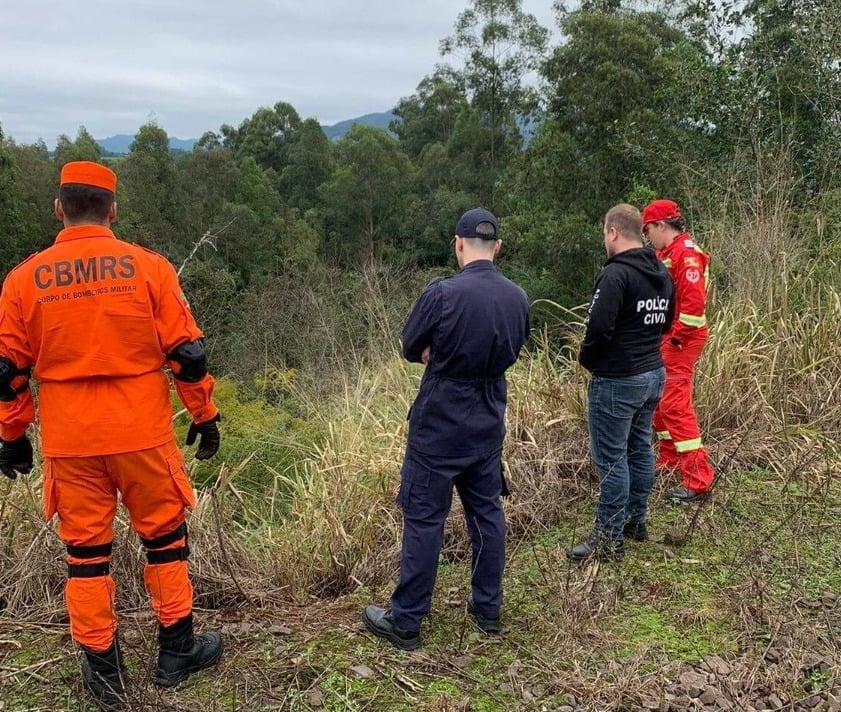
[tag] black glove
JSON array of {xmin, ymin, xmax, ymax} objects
[
  {"xmin": 669, "ymin": 337, "xmax": 683, "ymax": 349},
  {"xmin": 0, "ymin": 435, "xmax": 34, "ymax": 480},
  {"xmin": 186, "ymin": 414, "xmax": 221, "ymax": 461}
]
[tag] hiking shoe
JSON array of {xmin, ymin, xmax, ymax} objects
[
  {"xmin": 623, "ymin": 520, "xmax": 649, "ymax": 541},
  {"xmin": 667, "ymin": 486, "xmax": 709, "ymax": 503},
  {"xmin": 361, "ymin": 606, "xmax": 421, "ymax": 651},
  {"xmin": 567, "ymin": 530, "xmax": 624, "ymax": 562},
  {"xmin": 153, "ymin": 614, "xmax": 223, "ymax": 687},
  {"xmin": 466, "ymin": 597, "xmax": 501, "ymax": 634},
  {"xmin": 81, "ymin": 641, "xmax": 127, "ymax": 711}
]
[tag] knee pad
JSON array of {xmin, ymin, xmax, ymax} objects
[
  {"xmin": 141, "ymin": 523, "xmax": 190, "ymax": 564},
  {"xmin": 66, "ymin": 542, "xmax": 113, "ymax": 578}
]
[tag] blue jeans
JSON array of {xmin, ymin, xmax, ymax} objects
[{"xmin": 587, "ymin": 368, "xmax": 666, "ymax": 542}]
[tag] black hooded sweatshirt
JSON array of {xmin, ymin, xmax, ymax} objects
[{"xmin": 578, "ymin": 247, "xmax": 675, "ymax": 377}]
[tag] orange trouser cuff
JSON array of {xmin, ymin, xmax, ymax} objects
[
  {"xmin": 144, "ymin": 559, "xmax": 194, "ymax": 627},
  {"xmin": 66, "ymin": 575, "xmax": 117, "ymax": 653}
]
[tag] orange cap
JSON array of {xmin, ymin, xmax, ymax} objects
[{"xmin": 60, "ymin": 161, "xmax": 117, "ymax": 193}]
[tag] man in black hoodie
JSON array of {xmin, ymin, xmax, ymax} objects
[{"xmin": 569, "ymin": 204, "xmax": 674, "ymax": 561}]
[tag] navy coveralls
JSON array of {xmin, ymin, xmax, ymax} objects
[{"xmin": 390, "ymin": 259, "xmax": 530, "ymax": 632}]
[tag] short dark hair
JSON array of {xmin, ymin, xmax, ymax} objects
[
  {"xmin": 59, "ymin": 184, "xmax": 114, "ymax": 222},
  {"xmin": 605, "ymin": 203, "xmax": 643, "ymax": 242},
  {"xmin": 474, "ymin": 221, "xmax": 497, "ymax": 239},
  {"xmin": 664, "ymin": 217, "xmax": 687, "ymax": 233}
]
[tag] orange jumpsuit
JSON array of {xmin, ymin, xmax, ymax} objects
[
  {"xmin": 0, "ymin": 224, "xmax": 217, "ymax": 651},
  {"xmin": 652, "ymin": 233, "xmax": 715, "ymax": 493}
]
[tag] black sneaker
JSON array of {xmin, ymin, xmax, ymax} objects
[
  {"xmin": 567, "ymin": 530, "xmax": 624, "ymax": 562},
  {"xmin": 361, "ymin": 606, "xmax": 421, "ymax": 651},
  {"xmin": 153, "ymin": 614, "xmax": 223, "ymax": 687},
  {"xmin": 466, "ymin": 598, "xmax": 501, "ymax": 634},
  {"xmin": 623, "ymin": 520, "xmax": 649, "ymax": 541},
  {"xmin": 667, "ymin": 486, "xmax": 709, "ymax": 503},
  {"xmin": 81, "ymin": 641, "xmax": 127, "ymax": 711}
]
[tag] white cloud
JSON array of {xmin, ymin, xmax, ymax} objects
[{"xmin": 0, "ymin": 0, "xmax": 557, "ymax": 145}]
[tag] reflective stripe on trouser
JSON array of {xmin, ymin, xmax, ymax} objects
[
  {"xmin": 43, "ymin": 440, "xmax": 197, "ymax": 651},
  {"xmin": 652, "ymin": 334, "xmax": 714, "ymax": 492}
]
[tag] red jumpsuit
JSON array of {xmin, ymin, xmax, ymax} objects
[{"xmin": 652, "ymin": 233, "xmax": 715, "ymax": 493}]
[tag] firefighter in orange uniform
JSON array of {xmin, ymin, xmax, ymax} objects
[
  {"xmin": 642, "ymin": 199, "xmax": 715, "ymax": 501},
  {"xmin": 0, "ymin": 161, "xmax": 223, "ymax": 709}
]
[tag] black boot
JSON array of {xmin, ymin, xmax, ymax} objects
[
  {"xmin": 362, "ymin": 606, "xmax": 421, "ymax": 650},
  {"xmin": 623, "ymin": 520, "xmax": 649, "ymax": 541},
  {"xmin": 81, "ymin": 641, "xmax": 127, "ymax": 711},
  {"xmin": 153, "ymin": 614, "xmax": 223, "ymax": 687},
  {"xmin": 467, "ymin": 597, "xmax": 501, "ymax": 634},
  {"xmin": 667, "ymin": 486, "xmax": 709, "ymax": 503},
  {"xmin": 567, "ymin": 529, "xmax": 625, "ymax": 562}
]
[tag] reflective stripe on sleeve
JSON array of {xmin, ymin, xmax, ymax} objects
[
  {"xmin": 678, "ymin": 312, "xmax": 707, "ymax": 328},
  {"xmin": 656, "ymin": 431, "xmax": 672, "ymax": 441}
]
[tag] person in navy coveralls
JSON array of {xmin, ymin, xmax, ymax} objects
[{"xmin": 363, "ymin": 208, "xmax": 530, "ymax": 650}]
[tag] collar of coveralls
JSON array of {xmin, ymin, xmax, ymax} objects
[{"xmin": 54, "ymin": 225, "xmax": 117, "ymax": 244}]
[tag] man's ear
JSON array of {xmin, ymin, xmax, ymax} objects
[
  {"xmin": 109, "ymin": 201, "xmax": 117, "ymax": 224},
  {"xmin": 494, "ymin": 239, "xmax": 502, "ymax": 257},
  {"xmin": 54, "ymin": 198, "xmax": 64, "ymax": 222}
]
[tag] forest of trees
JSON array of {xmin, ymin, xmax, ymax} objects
[{"xmin": 1, "ymin": 0, "xmax": 840, "ymax": 390}]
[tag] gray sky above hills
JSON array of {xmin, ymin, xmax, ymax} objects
[{"xmin": 0, "ymin": 0, "xmax": 557, "ymax": 147}]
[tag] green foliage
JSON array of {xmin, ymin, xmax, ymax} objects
[
  {"xmin": 3, "ymin": 138, "xmax": 54, "ymax": 260},
  {"xmin": 174, "ymin": 377, "xmax": 314, "ymax": 491},
  {"xmin": 542, "ymin": 5, "xmax": 711, "ymax": 215},
  {"xmin": 225, "ymin": 102, "xmax": 302, "ymax": 175},
  {"xmin": 320, "ymin": 125, "xmax": 413, "ymax": 264},
  {"xmin": 54, "ymin": 126, "xmax": 102, "ymax": 168},
  {"xmin": 0, "ymin": 124, "xmax": 26, "ymax": 267},
  {"xmin": 118, "ymin": 123, "xmax": 186, "ymax": 256},
  {"xmin": 440, "ymin": 0, "xmax": 549, "ymax": 175},
  {"xmin": 279, "ymin": 118, "xmax": 332, "ymax": 211},
  {"xmin": 392, "ymin": 72, "xmax": 470, "ymax": 159},
  {"xmin": 4, "ymin": 0, "xmax": 841, "ymax": 373}
]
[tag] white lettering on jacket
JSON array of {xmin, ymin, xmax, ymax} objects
[{"xmin": 637, "ymin": 297, "xmax": 670, "ymax": 327}]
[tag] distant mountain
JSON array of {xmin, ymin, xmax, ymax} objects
[
  {"xmin": 94, "ymin": 113, "xmax": 395, "ymax": 155},
  {"xmin": 96, "ymin": 135, "xmax": 196, "ymax": 155},
  {"xmin": 320, "ymin": 112, "xmax": 396, "ymax": 141}
]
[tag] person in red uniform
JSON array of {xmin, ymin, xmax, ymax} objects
[
  {"xmin": 0, "ymin": 161, "xmax": 223, "ymax": 710},
  {"xmin": 642, "ymin": 199, "xmax": 714, "ymax": 501}
]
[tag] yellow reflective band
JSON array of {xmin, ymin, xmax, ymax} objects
[
  {"xmin": 662, "ymin": 258, "xmax": 673, "ymax": 268},
  {"xmin": 674, "ymin": 438, "xmax": 703, "ymax": 453},
  {"xmin": 656, "ymin": 431, "xmax": 672, "ymax": 441},
  {"xmin": 679, "ymin": 312, "xmax": 707, "ymax": 328}
]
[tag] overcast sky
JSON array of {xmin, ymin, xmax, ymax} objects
[{"xmin": 0, "ymin": 0, "xmax": 558, "ymax": 146}]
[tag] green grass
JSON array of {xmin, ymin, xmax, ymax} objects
[{"xmin": 1, "ymin": 467, "xmax": 839, "ymax": 710}]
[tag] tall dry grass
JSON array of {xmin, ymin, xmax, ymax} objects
[{"xmin": 3, "ymin": 162, "xmax": 841, "ymax": 619}]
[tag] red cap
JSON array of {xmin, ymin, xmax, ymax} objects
[
  {"xmin": 60, "ymin": 161, "xmax": 117, "ymax": 193},
  {"xmin": 641, "ymin": 199, "xmax": 681, "ymax": 228}
]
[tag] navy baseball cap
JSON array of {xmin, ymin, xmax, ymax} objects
[{"xmin": 455, "ymin": 208, "xmax": 499, "ymax": 240}]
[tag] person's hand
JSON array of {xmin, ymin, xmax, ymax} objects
[
  {"xmin": 186, "ymin": 414, "xmax": 221, "ymax": 460},
  {"xmin": 669, "ymin": 337, "xmax": 683, "ymax": 349},
  {"xmin": 421, "ymin": 347, "xmax": 431, "ymax": 365},
  {"xmin": 0, "ymin": 435, "xmax": 34, "ymax": 480}
]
